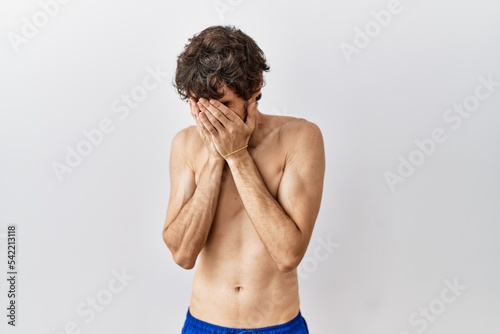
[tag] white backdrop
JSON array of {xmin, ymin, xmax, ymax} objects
[{"xmin": 1, "ymin": 0, "xmax": 499, "ymax": 333}]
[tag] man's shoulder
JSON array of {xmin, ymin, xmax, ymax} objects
[
  {"xmin": 170, "ymin": 126, "xmax": 204, "ymax": 167},
  {"xmin": 171, "ymin": 126, "xmax": 200, "ymax": 149},
  {"xmin": 267, "ymin": 115, "xmax": 324, "ymax": 162},
  {"xmin": 173, "ymin": 125, "xmax": 197, "ymax": 140},
  {"xmin": 273, "ymin": 115, "xmax": 323, "ymax": 143}
]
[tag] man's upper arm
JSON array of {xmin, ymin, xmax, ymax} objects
[
  {"xmin": 163, "ymin": 127, "xmax": 196, "ymax": 231},
  {"xmin": 277, "ymin": 120, "xmax": 325, "ymax": 244}
]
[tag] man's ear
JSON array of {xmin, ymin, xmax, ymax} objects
[{"xmin": 250, "ymin": 73, "xmax": 263, "ymax": 101}]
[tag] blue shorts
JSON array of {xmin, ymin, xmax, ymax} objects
[{"xmin": 181, "ymin": 309, "xmax": 309, "ymax": 334}]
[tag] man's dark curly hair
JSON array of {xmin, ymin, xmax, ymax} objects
[{"xmin": 174, "ymin": 26, "xmax": 270, "ymax": 102}]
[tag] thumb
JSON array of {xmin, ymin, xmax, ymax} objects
[{"xmin": 245, "ymin": 99, "xmax": 257, "ymax": 130}]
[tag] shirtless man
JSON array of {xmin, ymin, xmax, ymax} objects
[{"xmin": 163, "ymin": 26, "xmax": 325, "ymax": 334}]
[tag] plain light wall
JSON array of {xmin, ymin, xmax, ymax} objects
[{"xmin": 1, "ymin": 0, "xmax": 499, "ymax": 333}]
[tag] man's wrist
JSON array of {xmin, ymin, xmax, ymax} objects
[
  {"xmin": 208, "ymin": 155, "xmax": 226, "ymax": 167},
  {"xmin": 225, "ymin": 148, "xmax": 250, "ymax": 164}
]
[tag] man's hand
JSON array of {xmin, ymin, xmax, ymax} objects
[
  {"xmin": 189, "ymin": 98, "xmax": 223, "ymax": 162},
  {"xmin": 197, "ymin": 97, "xmax": 257, "ymax": 159}
]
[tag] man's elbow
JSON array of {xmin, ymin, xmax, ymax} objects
[
  {"xmin": 276, "ymin": 254, "xmax": 303, "ymax": 273},
  {"xmin": 162, "ymin": 231, "xmax": 196, "ymax": 270},
  {"xmin": 168, "ymin": 247, "xmax": 197, "ymax": 270},
  {"xmin": 172, "ymin": 253, "xmax": 196, "ymax": 270}
]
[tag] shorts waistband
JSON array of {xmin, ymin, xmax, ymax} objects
[{"xmin": 183, "ymin": 309, "xmax": 306, "ymax": 334}]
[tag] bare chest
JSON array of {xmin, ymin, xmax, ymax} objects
[
  {"xmin": 195, "ymin": 141, "xmax": 285, "ymax": 192},
  {"xmin": 194, "ymin": 142, "xmax": 285, "ymax": 225}
]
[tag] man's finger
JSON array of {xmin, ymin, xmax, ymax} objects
[
  {"xmin": 245, "ymin": 99, "xmax": 257, "ymax": 131},
  {"xmin": 198, "ymin": 99, "xmax": 227, "ymax": 128},
  {"xmin": 198, "ymin": 111, "xmax": 218, "ymax": 135},
  {"xmin": 202, "ymin": 108, "xmax": 225, "ymax": 132},
  {"xmin": 205, "ymin": 98, "xmax": 239, "ymax": 123},
  {"xmin": 208, "ymin": 104, "xmax": 231, "ymax": 126},
  {"xmin": 209, "ymin": 99, "xmax": 238, "ymax": 122},
  {"xmin": 189, "ymin": 98, "xmax": 200, "ymax": 120},
  {"xmin": 197, "ymin": 118, "xmax": 210, "ymax": 141},
  {"xmin": 194, "ymin": 109, "xmax": 203, "ymax": 129},
  {"xmin": 192, "ymin": 101, "xmax": 212, "ymax": 140},
  {"xmin": 194, "ymin": 113, "xmax": 206, "ymax": 140}
]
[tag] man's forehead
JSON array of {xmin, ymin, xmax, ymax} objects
[{"xmin": 189, "ymin": 85, "xmax": 237, "ymax": 101}]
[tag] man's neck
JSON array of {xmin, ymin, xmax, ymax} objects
[{"xmin": 247, "ymin": 109, "xmax": 268, "ymax": 149}]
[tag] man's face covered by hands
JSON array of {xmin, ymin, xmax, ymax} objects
[
  {"xmin": 187, "ymin": 84, "xmax": 260, "ymax": 160},
  {"xmin": 190, "ymin": 85, "xmax": 250, "ymax": 122}
]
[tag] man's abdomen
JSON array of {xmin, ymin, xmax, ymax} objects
[{"xmin": 189, "ymin": 242, "xmax": 300, "ymax": 328}]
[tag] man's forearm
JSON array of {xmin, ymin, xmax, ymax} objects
[
  {"xmin": 164, "ymin": 158, "xmax": 225, "ymax": 269},
  {"xmin": 226, "ymin": 151, "xmax": 304, "ymax": 272}
]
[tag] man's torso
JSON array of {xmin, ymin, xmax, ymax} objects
[{"xmin": 187, "ymin": 114, "xmax": 302, "ymax": 328}]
